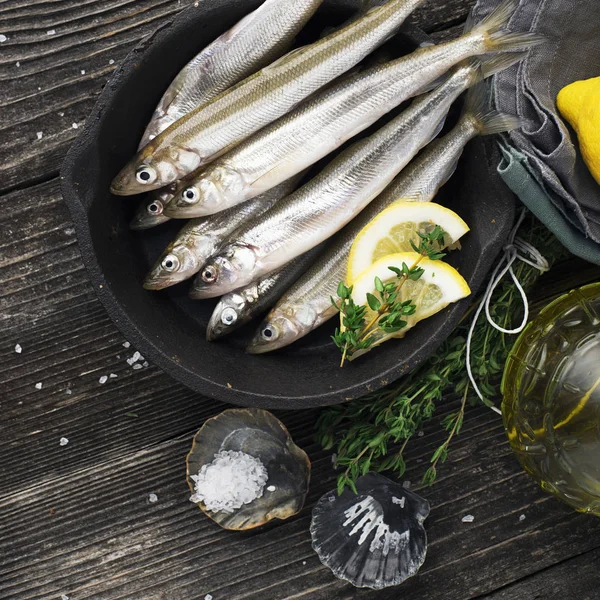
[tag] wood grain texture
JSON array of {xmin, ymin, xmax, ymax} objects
[{"xmin": 1, "ymin": 0, "xmax": 599, "ymax": 598}]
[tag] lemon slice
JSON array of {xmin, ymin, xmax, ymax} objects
[
  {"xmin": 347, "ymin": 202, "xmax": 469, "ymax": 284},
  {"xmin": 346, "ymin": 251, "xmax": 471, "ymax": 359}
]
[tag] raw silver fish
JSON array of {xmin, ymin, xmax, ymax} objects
[
  {"xmin": 167, "ymin": 2, "xmax": 537, "ymax": 218},
  {"xmin": 143, "ymin": 177, "xmax": 300, "ymax": 290},
  {"xmin": 246, "ymin": 79, "xmax": 522, "ymax": 353},
  {"xmin": 110, "ymin": 0, "xmax": 428, "ymax": 196},
  {"xmin": 138, "ymin": 0, "xmax": 324, "ymax": 150},
  {"xmin": 190, "ymin": 58, "xmax": 500, "ymax": 299},
  {"xmin": 206, "ymin": 246, "xmax": 323, "ymax": 341},
  {"xmin": 130, "ymin": 185, "xmax": 177, "ymax": 230}
]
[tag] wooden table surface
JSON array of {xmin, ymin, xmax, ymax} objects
[{"xmin": 2, "ymin": 1, "xmax": 600, "ymax": 599}]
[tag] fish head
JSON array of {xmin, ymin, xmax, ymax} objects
[
  {"xmin": 189, "ymin": 245, "xmax": 258, "ymax": 299},
  {"xmin": 246, "ymin": 304, "xmax": 316, "ymax": 354},
  {"xmin": 143, "ymin": 243, "xmax": 201, "ymax": 290},
  {"xmin": 206, "ymin": 290, "xmax": 253, "ymax": 341},
  {"xmin": 111, "ymin": 144, "xmax": 201, "ymax": 196},
  {"xmin": 169, "ymin": 166, "xmax": 246, "ymax": 217},
  {"xmin": 129, "ymin": 191, "xmax": 173, "ymax": 230}
]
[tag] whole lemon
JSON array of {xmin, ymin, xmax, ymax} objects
[{"xmin": 557, "ymin": 76, "xmax": 600, "ymax": 185}]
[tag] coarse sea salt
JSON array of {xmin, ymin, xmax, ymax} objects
[
  {"xmin": 204, "ymin": 595, "xmax": 212, "ymax": 600},
  {"xmin": 462, "ymin": 514, "xmax": 475, "ymax": 523},
  {"xmin": 47, "ymin": 30, "xmax": 56, "ymax": 35},
  {"xmin": 36, "ymin": 132, "xmax": 43, "ymax": 140},
  {"xmin": 123, "ymin": 341, "xmax": 130, "ymax": 348},
  {"xmin": 35, "ymin": 382, "xmax": 43, "ymax": 390},
  {"xmin": 190, "ymin": 450, "xmax": 268, "ymax": 514},
  {"xmin": 0, "ymin": 34, "xmax": 8, "ymax": 43},
  {"xmin": 99, "ymin": 375, "xmax": 108, "ymax": 384},
  {"xmin": 15, "ymin": 343, "xmax": 22, "ymax": 353},
  {"xmin": 149, "ymin": 493, "xmax": 158, "ymax": 503},
  {"xmin": 59, "ymin": 437, "xmax": 69, "ymax": 446}
]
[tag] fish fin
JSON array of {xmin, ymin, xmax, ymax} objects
[
  {"xmin": 469, "ymin": 0, "xmax": 546, "ymax": 53},
  {"xmin": 462, "ymin": 81, "xmax": 522, "ymax": 135},
  {"xmin": 479, "ymin": 52, "xmax": 527, "ymax": 78}
]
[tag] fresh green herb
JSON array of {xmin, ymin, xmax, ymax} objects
[
  {"xmin": 331, "ymin": 226, "xmax": 447, "ymax": 366},
  {"xmin": 317, "ymin": 214, "xmax": 568, "ymax": 492}
]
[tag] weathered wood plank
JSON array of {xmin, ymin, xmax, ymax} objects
[
  {"xmin": 0, "ymin": 0, "xmax": 476, "ymax": 192},
  {"xmin": 482, "ymin": 547, "xmax": 600, "ymax": 600}
]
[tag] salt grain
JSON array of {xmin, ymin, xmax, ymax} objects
[
  {"xmin": 81, "ymin": 69, "xmax": 85, "ymax": 75},
  {"xmin": 58, "ymin": 112, "xmax": 64, "ymax": 117},
  {"xmin": 190, "ymin": 450, "xmax": 268, "ymax": 513},
  {"xmin": 61, "ymin": 595, "xmax": 69, "ymax": 600},
  {"xmin": 0, "ymin": 35, "xmax": 8, "ymax": 43},
  {"xmin": 132, "ymin": 363, "xmax": 142, "ymax": 370},
  {"xmin": 142, "ymin": 361, "xmax": 148, "ymax": 368},
  {"xmin": 15, "ymin": 343, "xmax": 22, "ymax": 354},
  {"xmin": 519, "ymin": 514, "xmax": 526, "ymax": 522},
  {"xmin": 65, "ymin": 388, "xmax": 72, "ymax": 395},
  {"xmin": 417, "ymin": 431, "xmax": 424, "ymax": 437},
  {"xmin": 35, "ymin": 382, "xmax": 43, "ymax": 390},
  {"xmin": 72, "ymin": 123, "xmax": 79, "ymax": 129},
  {"xmin": 302, "ymin": 561, "xmax": 307, "ymax": 566},
  {"xmin": 204, "ymin": 595, "xmax": 213, "ymax": 600},
  {"xmin": 149, "ymin": 493, "xmax": 158, "ymax": 503},
  {"xmin": 36, "ymin": 132, "xmax": 43, "ymax": 140},
  {"xmin": 267, "ymin": 485, "xmax": 276, "ymax": 492},
  {"xmin": 462, "ymin": 514, "xmax": 475, "ymax": 523},
  {"xmin": 109, "ymin": 373, "xmax": 118, "ymax": 379},
  {"xmin": 109, "ymin": 59, "xmax": 115, "ymax": 65},
  {"xmin": 59, "ymin": 437, "xmax": 69, "ymax": 446},
  {"xmin": 47, "ymin": 30, "xmax": 56, "ymax": 35},
  {"xmin": 99, "ymin": 375, "xmax": 108, "ymax": 384},
  {"xmin": 16, "ymin": 62, "xmax": 20, "ymax": 67},
  {"xmin": 123, "ymin": 341, "xmax": 130, "ymax": 348}
]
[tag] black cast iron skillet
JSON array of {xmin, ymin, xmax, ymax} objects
[{"xmin": 61, "ymin": 0, "xmax": 516, "ymax": 409}]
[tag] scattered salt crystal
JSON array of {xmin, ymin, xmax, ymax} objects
[
  {"xmin": 392, "ymin": 496, "xmax": 406, "ymax": 508},
  {"xmin": 99, "ymin": 375, "xmax": 108, "ymax": 384},
  {"xmin": 142, "ymin": 361, "xmax": 148, "ymax": 368},
  {"xmin": 59, "ymin": 437, "xmax": 69, "ymax": 446},
  {"xmin": 36, "ymin": 132, "xmax": 43, "ymax": 140},
  {"xmin": 16, "ymin": 62, "xmax": 20, "ymax": 67},
  {"xmin": 0, "ymin": 35, "xmax": 8, "ymax": 42},
  {"xmin": 47, "ymin": 30, "xmax": 56, "ymax": 35},
  {"xmin": 127, "ymin": 351, "xmax": 141, "ymax": 365},
  {"xmin": 267, "ymin": 485, "xmax": 276, "ymax": 492},
  {"xmin": 65, "ymin": 388, "xmax": 72, "ymax": 395},
  {"xmin": 35, "ymin": 382, "xmax": 43, "ymax": 390},
  {"xmin": 15, "ymin": 343, "xmax": 22, "ymax": 354},
  {"xmin": 190, "ymin": 450, "xmax": 268, "ymax": 513},
  {"xmin": 402, "ymin": 480, "xmax": 411, "ymax": 490},
  {"xmin": 116, "ymin": 355, "xmax": 121, "ymax": 359},
  {"xmin": 72, "ymin": 123, "xmax": 79, "ymax": 129},
  {"xmin": 132, "ymin": 363, "xmax": 142, "ymax": 370},
  {"xmin": 64, "ymin": 227, "xmax": 75, "ymax": 235},
  {"xmin": 58, "ymin": 112, "xmax": 64, "ymax": 117},
  {"xmin": 123, "ymin": 341, "xmax": 130, "ymax": 348},
  {"xmin": 519, "ymin": 514, "xmax": 526, "ymax": 522},
  {"xmin": 149, "ymin": 493, "xmax": 158, "ymax": 503},
  {"xmin": 462, "ymin": 514, "xmax": 475, "ymax": 523},
  {"xmin": 109, "ymin": 59, "xmax": 115, "ymax": 65},
  {"xmin": 80, "ymin": 69, "xmax": 85, "ymax": 74},
  {"xmin": 302, "ymin": 561, "xmax": 307, "ymax": 566},
  {"xmin": 61, "ymin": 595, "xmax": 69, "ymax": 600},
  {"xmin": 109, "ymin": 373, "xmax": 118, "ymax": 379},
  {"xmin": 204, "ymin": 595, "xmax": 212, "ymax": 600},
  {"xmin": 417, "ymin": 431, "xmax": 424, "ymax": 437}
]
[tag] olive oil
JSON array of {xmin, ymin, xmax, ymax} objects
[{"xmin": 502, "ymin": 282, "xmax": 600, "ymax": 515}]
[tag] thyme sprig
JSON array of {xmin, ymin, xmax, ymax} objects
[
  {"xmin": 317, "ymin": 214, "xmax": 567, "ymax": 492},
  {"xmin": 331, "ymin": 226, "xmax": 447, "ymax": 366}
]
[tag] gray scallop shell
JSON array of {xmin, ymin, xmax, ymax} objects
[
  {"xmin": 310, "ymin": 473, "xmax": 429, "ymax": 589},
  {"xmin": 186, "ymin": 408, "xmax": 311, "ymax": 530}
]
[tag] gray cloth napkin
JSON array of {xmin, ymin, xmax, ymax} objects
[{"xmin": 473, "ymin": 0, "xmax": 600, "ymax": 263}]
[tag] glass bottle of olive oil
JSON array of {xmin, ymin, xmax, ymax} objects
[{"xmin": 502, "ymin": 282, "xmax": 600, "ymax": 515}]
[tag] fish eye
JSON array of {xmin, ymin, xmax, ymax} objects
[
  {"xmin": 147, "ymin": 200, "xmax": 163, "ymax": 215},
  {"xmin": 181, "ymin": 186, "xmax": 199, "ymax": 204},
  {"xmin": 261, "ymin": 325, "xmax": 278, "ymax": 341},
  {"xmin": 201, "ymin": 265, "xmax": 218, "ymax": 283},
  {"xmin": 221, "ymin": 307, "xmax": 238, "ymax": 326},
  {"xmin": 161, "ymin": 254, "xmax": 180, "ymax": 272},
  {"xmin": 135, "ymin": 166, "xmax": 157, "ymax": 184}
]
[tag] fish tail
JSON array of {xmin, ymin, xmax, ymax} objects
[
  {"xmin": 479, "ymin": 52, "xmax": 527, "ymax": 78},
  {"xmin": 462, "ymin": 81, "xmax": 522, "ymax": 135},
  {"xmin": 466, "ymin": 0, "xmax": 546, "ymax": 53}
]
